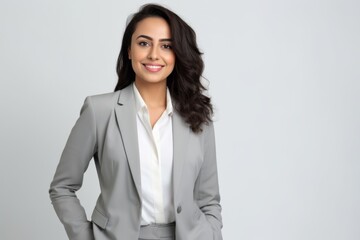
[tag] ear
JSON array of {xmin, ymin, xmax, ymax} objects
[{"xmin": 128, "ymin": 48, "xmax": 131, "ymax": 59}]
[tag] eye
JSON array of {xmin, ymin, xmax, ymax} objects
[
  {"xmin": 138, "ymin": 41, "xmax": 150, "ymax": 47},
  {"xmin": 162, "ymin": 44, "xmax": 172, "ymax": 50}
]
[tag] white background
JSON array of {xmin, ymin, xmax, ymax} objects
[{"xmin": 1, "ymin": 0, "xmax": 359, "ymax": 239}]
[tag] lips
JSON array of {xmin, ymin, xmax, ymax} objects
[{"xmin": 143, "ymin": 64, "xmax": 164, "ymax": 72}]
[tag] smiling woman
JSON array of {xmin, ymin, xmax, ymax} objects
[
  {"xmin": 49, "ymin": 4, "xmax": 223, "ymax": 240},
  {"xmin": 129, "ymin": 17, "xmax": 176, "ymax": 97}
]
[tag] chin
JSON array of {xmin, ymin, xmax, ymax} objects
[{"xmin": 137, "ymin": 76, "xmax": 168, "ymax": 84}]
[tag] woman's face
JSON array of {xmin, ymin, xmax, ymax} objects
[{"xmin": 128, "ymin": 17, "xmax": 175, "ymax": 86}]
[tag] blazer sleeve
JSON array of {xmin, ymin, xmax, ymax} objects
[
  {"xmin": 195, "ymin": 122, "xmax": 223, "ymax": 240},
  {"xmin": 49, "ymin": 97, "xmax": 97, "ymax": 240}
]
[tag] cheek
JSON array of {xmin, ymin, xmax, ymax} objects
[
  {"xmin": 131, "ymin": 60, "xmax": 143, "ymax": 76},
  {"xmin": 167, "ymin": 53, "xmax": 176, "ymax": 66},
  {"xmin": 130, "ymin": 52, "xmax": 146, "ymax": 70},
  {"xmin": 130, "ymin": 46, "xmax": 146, "ymax": 61}
]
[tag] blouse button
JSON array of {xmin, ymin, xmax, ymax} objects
[{"xmin": 177, "ymin": 206, "xmax": 182, "ymax": 214}]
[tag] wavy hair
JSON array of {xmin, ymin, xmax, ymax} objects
[{"xmin": 115, "ymin": 4, "xmax": 213, "ymax": 133}]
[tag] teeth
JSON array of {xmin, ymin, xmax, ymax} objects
[{"xmin": 146, "ymin": 65, "xmax": 161, "ymax": 69}]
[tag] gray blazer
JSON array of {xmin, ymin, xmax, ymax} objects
[{"xmin": 49, "ymin": 85, "xmax": 223, "ymax": 240}]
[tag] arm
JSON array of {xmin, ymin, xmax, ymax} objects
[
  {"xmin": 49, "ymin": 97, "xmax": 97, "ymax": 240},
  {"xmin": 194, "ymin": 122, "xmax": 223, "ymax": 240}
]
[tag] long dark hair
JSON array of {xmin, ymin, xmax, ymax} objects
[{"xmin": 115, "ymin": 4, "xmax": 213, "ymax": 133}]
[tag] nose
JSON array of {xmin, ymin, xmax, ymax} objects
[{"xmin": 147, "ymin": 46, "xmax": 159, "ymax": 60}]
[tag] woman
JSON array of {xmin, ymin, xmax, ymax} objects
[{"xmin": 49, "ymin": 4, "xmax": 222, "ymax": 240}]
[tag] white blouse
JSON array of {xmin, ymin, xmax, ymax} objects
[{"xmin": 133, "ymin": 83, "xmax": 175, "ymax": 225}]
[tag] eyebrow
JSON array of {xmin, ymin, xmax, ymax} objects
[{"xmin": 136, "ymin": 35, "xmax": 172, "ymax": 42}]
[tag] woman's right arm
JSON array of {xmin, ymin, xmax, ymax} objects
[{"xmin": 49, "ymin": 97, "xmax": 97, "ymax": 240}]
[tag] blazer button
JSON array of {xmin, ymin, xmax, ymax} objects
[{"xmin": 177, "ymin": 206, "xmax": 182, "ymax": 214}]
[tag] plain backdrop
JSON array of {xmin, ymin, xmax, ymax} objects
[{"xmin": 1, "ymin": 0, "xmax": 359, "ymax": 239}]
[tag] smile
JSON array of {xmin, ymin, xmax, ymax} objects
[{"xmin": 143, "ymin": 64, "xmax": 164, "ymax": 72}]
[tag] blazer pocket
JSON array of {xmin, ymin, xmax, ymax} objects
[{"xmin": 91, "ymin": 208, "xmax": 109, "ymax": 229}]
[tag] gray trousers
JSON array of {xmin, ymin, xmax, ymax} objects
[{"xmin": 138, "ymin": 222, "xmax": 175, "ymax": 240}]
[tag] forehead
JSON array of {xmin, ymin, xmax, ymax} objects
[{"xmin": 132, "ymin": 17, "xmax": 171, "ymax": 39}]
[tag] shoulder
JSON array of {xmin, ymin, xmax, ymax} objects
[
  {"xmin": 79, "ymin": 91, "xmax": 121, "ymax": 123},
  {"xmin": 203, "ymin": 121, "xmax": 215, "ymax": 137},
  {"xmin": 86, "ymin": 84, "xmax": 133, "ymax": 109},
  {"xmin": 86, "ymin": 91, "xmax": 120, "ymax": 109},
  {"xmin": 81, "ymin": 85, "xmax": 133, "ymax": 122},
  {"xmin": 199, "ymin": 121, "xmax": 216, "ymax": 147}
]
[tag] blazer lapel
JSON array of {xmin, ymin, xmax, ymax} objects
[
  {"xmin": 114, "ymin": 85, "xmax": 142, "ymax": 200},
  {"xmin": 113, "ymin": 85, "xmax": 190, "ymax": 202},
  {"xmin": 172, "ymin": 110, "xmax": 190, "ymax": 199}
]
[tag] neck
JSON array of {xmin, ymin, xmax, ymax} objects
[{"xmin": 134, "ymin": 80, "xmax": 167, "ymax": 108}]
